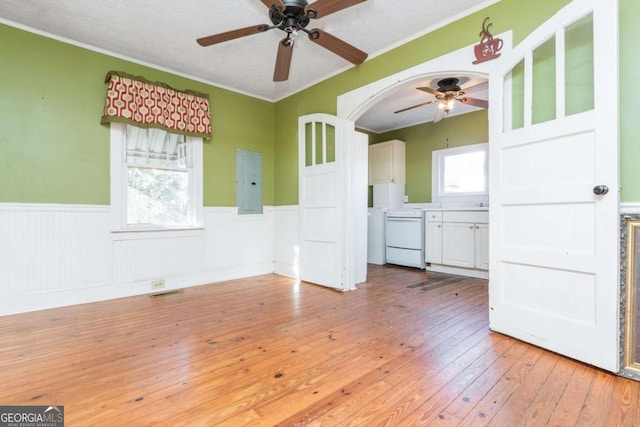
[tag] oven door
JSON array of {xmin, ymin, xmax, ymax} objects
[{"xmin": 385, "ymin": 217, "xmax": 423, "ymax": 250}]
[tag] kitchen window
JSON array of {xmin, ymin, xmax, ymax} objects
[{"xmin": 432, "ymin": 143, "xmax": 488, "ymax": 205}]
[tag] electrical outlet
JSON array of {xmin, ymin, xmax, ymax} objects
[
  {"xmin": 151, "ymin": 279, "xmax": 165, "ymax": 290},
  {"xmin": 404, "ymin": 195, "xmax": 409, "ymax": 202}
]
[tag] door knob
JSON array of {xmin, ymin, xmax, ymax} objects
[{"xmin": 593, "ymin": 185, "xmax": 609, "ymax": 195}]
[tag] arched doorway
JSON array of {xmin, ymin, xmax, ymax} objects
[{"xmin": 335, "ymin": 36, "xmax": 506, "ymax": 286}]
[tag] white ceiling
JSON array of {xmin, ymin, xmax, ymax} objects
[
  {"xmin": 0, "ymin": 0, "xmax": 493, "ymax": 133},
  {"xmin": 357, "ymin": 75, "xmax": 488, "ymax": 133}
]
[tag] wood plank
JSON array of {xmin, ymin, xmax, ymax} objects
[
  {"xmin": 604, "ymin": 374, "xmax": 639, "ymax": 427},
  {"xmin": 545, "ymin": 362, "xmax": 595, "ymax": 427},
  {"xmin": 575, "ymin": 370, "xmax": 617, "ymax": 426},
  {"xmin": 0, "ymin": 265, "xmax": 634, "ymax": 426}
]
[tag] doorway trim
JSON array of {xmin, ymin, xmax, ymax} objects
[
  {"xmin": 335, "ymin": 32, "xmax": 512, "ymax": 285},
  {"xmin": 336, "ymin": 31, "xmax": 512, "ymax": 123}
]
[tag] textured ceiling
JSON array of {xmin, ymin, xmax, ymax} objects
[
  {"xmin": 358, "ymin": 75, "xmax": 488, "ymax": 133},
  {"xmin": 0, "ymin": 0, "xmax": 495, "ymax": 132}
]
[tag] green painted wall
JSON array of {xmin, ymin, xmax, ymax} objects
[
  {"xmin": 619, "ymin": 0, "xmax": 640, "ymax": 202},
  {"xmin": 273, "ymin": 0, "xmax": 573, "ymax": 206},
  {"xmin": 2, "ymin": 0, "xmax": 638, "ymax": 206},
  {"xmin": 370, "ymin": 110, "xmax": 488, "ymax": 204},
  {"xmin": 0, "ymin": 24, "xmax": 275, "ymax": 206}
]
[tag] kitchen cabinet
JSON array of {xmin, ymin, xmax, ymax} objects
[
  {"xmin": 442, "ymin": 222, "xmax": 476, "ymax": 268},
  {"xmin": 425, "ymin": 209, "xmax": 489, "ymax": 277},
  {"xmin": 368, "ymin": 139, "xmax": 405, "ymax": 185},
  {"xmin": 425, "ymin": 211, "xmax": 443, "ymax": 264},
  {"xmin": 474, "ymin": 223, "xmax": 489, "ymax": 270}
]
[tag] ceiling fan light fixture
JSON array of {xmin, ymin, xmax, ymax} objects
[
  {"xmin": 438, "ymin": 98, "xmax": 455, "ymax": 111},
  {"xmin": 197, "ymin": 0, "xmax": 369, "ymax": 82}
]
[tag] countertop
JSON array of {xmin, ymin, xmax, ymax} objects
[{"xmin": 423, "ymin": 207, "xmax": 489, "ymax": 211}]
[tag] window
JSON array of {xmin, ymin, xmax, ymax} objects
[
  {"xmin": 432, "ymin": 143, "xmax": 488, "ymax": 203},
  {"xmin": 110, "ymin": 123, "xmax": 203, "ymax": 231}
]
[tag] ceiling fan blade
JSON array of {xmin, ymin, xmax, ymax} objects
[
  {"xmin": 308, "ymin": 29, "xmax": 367, "ymax": 65},
  {"xmin": 461, "ymin": 81, "xmax": 488, "ymax": 94},
  {"xmin": 260, "ymin": 0, "xmax": 286, "ymax": 10},
  {"xmin": 273, "ymin": 38, "xmax": 294, "ymax": 82},
  {"xmin": 394, "ymin": 101, "xmax": 435, "ymax": 114},
  {"xmin": 459, "ymin": 97, "xmax": 489, "ymax": 109},
  {"xmin": 433, "ymin": 107, "xmax": 447, "ymax": 123},
  {"xmin": 417, "ymin": 86, "xmax": 439, "ymax": 96},
  {"xmin": 197, "ymin": 25, "xmax": 267, "ymax": 47},
  {"xmin": 305, "ymin": 0, "xmax": 367, "ymax": 18}
]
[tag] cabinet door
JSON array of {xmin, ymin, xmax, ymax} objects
[
  {"xmin": 442, "ymin": 222, "xmax": 475, "ymax": 268},
  {"xmin": 426, "ymin": 222, "xmax": 443, "ymax": 264},
  {"xmin": 368, "ymin": 140, "xmax": 405, "ymax": 185},
  {"xmin": 369, "ymin": 143, "xmax": 394, "ymax": 185},
  {"xmin": 474, "ymin": 223, "xmax": 489, "ymax": 270}
]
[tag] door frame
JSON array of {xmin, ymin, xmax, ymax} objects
[
  {"xmin": 336, "ymin": 33, "xmax": 512, "ymax": 279},
  {"xmin": 336, "ymin": 32, "xmax": 511, "ymax": 122},
  {"xmin": 335, "ymin": 0, "xmax": 620, "ymax": 371}
]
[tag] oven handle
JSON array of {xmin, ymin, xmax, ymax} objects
[{"xmin": 386, "ymin": 217, "xmax": 422, "ymax": 221}]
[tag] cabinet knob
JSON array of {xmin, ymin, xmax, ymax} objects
[{"xmin": 470, "ymin": 225, "xmax": 474, "ymax": 229}]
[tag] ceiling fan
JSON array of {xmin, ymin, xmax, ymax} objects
[
  {"xmin": 196, "ymin": 0, "xmax": 368, "ymax": 82},
  {"xmin": 394, "ymin": 78, "xmax": 489, "ymax": 123}
]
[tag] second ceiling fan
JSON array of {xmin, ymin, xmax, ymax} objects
[
  {"xmin": 394, "ymin": 78, "xmax": 489, "ymax": 123},
  {"xmin": 197, "ymin": 0, "xmax": 368, "ymax": 82}
]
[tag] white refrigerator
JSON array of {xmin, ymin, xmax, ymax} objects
[{"xmin": 367, "ymin": 207, "xmax": 386, "ymax": 265}]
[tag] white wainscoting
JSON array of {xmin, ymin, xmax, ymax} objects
[
  {"xmin": 621, "ymin": 203, "xmax": 640, "ymax": 214},
  {"xmin": 0, "ymin": 203, "xmax": 300, "ymax": 316},
  {"xmin": 273, "ymin": 205, "xmax": 299, "ymax": 279}
]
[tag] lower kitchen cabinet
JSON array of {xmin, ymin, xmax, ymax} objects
[
  {"xmin": 426, "ymin": 221, "xmax": 443, "ymax": 264},
  {"xmin": 474, "ymin": 223, "xmax": 489, "ymax": 270},
  {"xmin": 442, "ymin": 222, "xmax": 476, "ymax": 268},
  {"xmin": 425, "ymin": 209, "xmax": 489, "ymax": 278}
]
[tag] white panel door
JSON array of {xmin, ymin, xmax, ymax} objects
[
  {"xmin": 489, "ymin": 0, "xmax": 619, "ymax": 371},
  {"xmin": 298, "ymin": 113, "xmax": 344, "ymax": 290}
]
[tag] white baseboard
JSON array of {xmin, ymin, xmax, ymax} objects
[
  {"xmin": 274, "ymin": 262, "xmax": 298, "ymax": 280},
  {"xmin": 425, "ymin": 264, "xmax": 489, "ymax": 280},
  {"xmin": 1, "ymin": 263, "xmax": 277, "ymax": 316},
  {"xmin": 0, "ymin": 203, "xmax": 300, "ymax": 316}
]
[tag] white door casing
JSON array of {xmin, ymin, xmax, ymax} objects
[
  {"xmin": 347, "ymin": 131, "xmax": 369, "ymax": 287},
  {"xmin": 336, "ymin": 30, "xmax": 508, "ymax": 292},
  {"xmin": 489, "ymin": 0, "xmax": 619, "ymax": 371}
]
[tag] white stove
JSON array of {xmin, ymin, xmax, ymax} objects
[
  {"xmin": 386, "ymin": 209, "xmax": 424, "ymax": 218},
  {"xmin": 385, "ymin": 209, "xmax": 426, "ymax": 269}
]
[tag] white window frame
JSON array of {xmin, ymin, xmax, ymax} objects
[
  {"xmin": 109, "ymin": 122, "xmax": 204, "ymax": 233},
  {"xmin": 432, "ymin": 142, "xmax": 489, "ymax": 207}
]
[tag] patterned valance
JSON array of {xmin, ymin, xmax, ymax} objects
[{"xmin": 101, "ymin": 71, "xmax": 211, "ymax": 140}]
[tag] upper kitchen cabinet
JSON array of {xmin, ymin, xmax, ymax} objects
[{"xmin": 368, "ymin": 140, "xmax": 405, "ymax": 185}]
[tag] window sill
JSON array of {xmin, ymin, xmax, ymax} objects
[{"xmin": 111, "ymin": 226, "xmax": 204, "ymax": 241}]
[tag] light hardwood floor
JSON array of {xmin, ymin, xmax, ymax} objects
[{"xmin": 0, "ymin": 264, "xmax": 637, "ymax": 426}]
